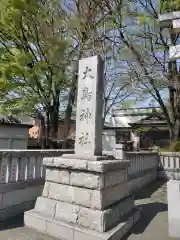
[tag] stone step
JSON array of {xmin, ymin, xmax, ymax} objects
[
  {"xmin": 24, "ymin": 207, "xmax": 141, "ymax": 240},
  {"xmin": 33, "ymin": 196, "xmax": 134, "ymax": 232}
]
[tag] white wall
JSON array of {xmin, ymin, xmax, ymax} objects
[
  {"xmin": 102, "ymin": 129, "xmax": 116, "ymax": 151},
  {"xmin": 0, "ymin": 125, "xmax": 29, "ymax": 149}
]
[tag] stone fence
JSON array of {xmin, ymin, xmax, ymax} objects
[
  {"xmin": 158, "ymin": 152, "xmax": 180, "ymax": 180},
  {"xmin": 0, "ymin": 150, "xmax": 73, "ymax": 220},
  {"xmin": 0, "ymin": 149, "xmax": 176, "ymax": 221},
  {"xmin": 101, "ymin": 149, "xmax": 159, "ymax": 192},
  {"xmin": 126, "ymin": 151, "xmax": 159, "ymax": 192}
]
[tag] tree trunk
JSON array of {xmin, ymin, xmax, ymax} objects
[
  {"xmin": 63, "ymin": 86, "xmax": 76, "ymax": 148},
  {"xmin": 168, "ymin": 120, "xmax": 180, "ymax": 151},
  {"xmin": 39, "ymin": 117, "xmax": 46, "ymax": 149},
  {"xmin": 35, "ymin": 110, "xmax": 46, "ymax": 149},
  {"xmin": 49, "ymin": 104, "xmax": 60, "ymax": 148},
  {"xmin": 63, "ymin": 63, "xmax": 78, "ymax": 148},
  {"xmin": 45, "ymin": 92, "xmax": 60, "ymax": 149}
]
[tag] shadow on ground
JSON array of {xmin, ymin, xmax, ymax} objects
[
  {"xmin": 123, "ymin": 202, "xmax": 167, "ymax": 239},
  {"xmin": 0, "ymin": 180, "xmax": 168, "ymax": 240},
  {"xmin": 133, "ymin": 180, "xmax": 167, "ymax": 200},
  {"xmin": 123, "ymin": 180, "xmax": 168, "ymax": 239},
  {"xmin": 0, "ymin": 214, "xmax": 24, "ymax": 231}
]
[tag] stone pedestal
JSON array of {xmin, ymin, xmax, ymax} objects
[
  {"xmin": 115, "ymin": 144, "xmax": 126, "ymax": 160},
  {"xmin": 24, "ymin": 155, "xmax": 140, "ymax": 240}
]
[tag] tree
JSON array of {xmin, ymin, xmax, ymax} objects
[
  {"xmin": 0, "ymin": 0, "xmax": 73, "ymax": 147},
  {"xmin": 61, "ymin": 0, "xmax": 136, "ymax": 140},
  {"xmin": 0, "ymin": 0, "xmax": 138, "ymax": 148},
  {"xmin": 160, "ymin": 0, "xmax": 180, "ymax": 13},
  {"xmin": 94, "ymin": 0, "xmax": 180, "ymax": 143}
]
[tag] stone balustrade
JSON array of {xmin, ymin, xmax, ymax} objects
[
  {"xmin": 0, "ymin": 150, "xmax": 73, "ymax": 183},
  {"xmin": 126, "ymin": 151, "xmax": 158, "ymax": 175},
  {"xmin": 159, "ymin": 152, "xmax": 180, "ymax": 180},
  {"xmin": 0, "ymin": 149, "xmax": 73, "ymax": 220},
  {"xmin": 104, "ymin": 148, "xmax": 160, "ymax": 191},
  {"xmin": 0, "ymin": 148, "xmax": 177, "ymax": 222},
  {"xmin": 126, "ymin": 151, "xmax": 159, "ymax": 192}
]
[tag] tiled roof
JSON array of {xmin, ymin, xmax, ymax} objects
[
  {"xmin": 130, "ymin": 112, "xmax": 167, "ymax": 126},
  {"xmin": 0, "ymin": 115, "xmax": 21, "ymax": 124},
  {"xmin": 110, "ymin": 108, "xmax": 167, "ymax": 128},
  {"xmin": 113, "ymin": 107, "xmax": 162, "ymax": 116},
  {"xmin": 0, "ymin": 115, "xmax": 32, "ymax": 128}
]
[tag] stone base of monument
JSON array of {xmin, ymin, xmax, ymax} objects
[{"xmin": 24, "ymin": 155, "xmax": 140, "ymax": 240}]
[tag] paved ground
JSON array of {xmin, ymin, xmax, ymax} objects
[
  {"xmin": 123, "ymin": 180, "xmax": 173, "ymax": 240},
  {"xmin": 0, "ymin": 180, "xmax": 176, "ymax": 240}
]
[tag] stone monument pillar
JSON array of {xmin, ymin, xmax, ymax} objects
[{"xmin": 24, "ymin": 56, "xmax": 140, "ymax": 240}]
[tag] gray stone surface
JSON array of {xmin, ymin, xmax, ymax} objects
[
  {"xmin": 76, "ymin": 207, "xmax": 103, "ymax": 232},
  {"xmin": 1, "ymin": 185, "xmax": 42, "ymax": 209},
  {"xmin": 27, "ymin": 195, "xmax": 134, "ymax": 232},
  {"xmin": 87, "ymin": 159, "xmax": 130, "ymax": 173},
  {"xmin": 43, "ymin": 156, "xmax": 130, "ymax": 173},
  {"xmin": 47, "ymin": 181, "xmax": 129, "ymax": 210},
  {"xmin": 0, "ymin": 179, "xmax": 44, "ymax": 221},
  {"xmin": 123, "ymin": 181, "xmax": 170, "ymax": 240},
  {"xmin": 0, "ymin": 181, "xmax": 173, "ymax": 240},
  {"xmin": 42, "ymin": 182, "xmax": 50, "ymax": 197},
  {"xmin": 46, "ymin": 220, "xmax": 74, "ymax": 240},
  {"xmin": 48, "ymin": 183, "xmax": 73, "ymax": 203},
  {"xmin": 35, "ymin": 197, "xmax": 56, "ymax": 218},
  {"xmin": 62, "ymin": 154, "xmax": 114, "ymax": 161},
  {"xmin": 24, "ymin": 211, "xmax": 46, "ymax": 232},
  {"xmin": 70, "ymin": 171, "xmax": 101, "ymax": 189},
  {"xmin": 55, "ymin": 201, "xmax": 80, "ymax": 224},
  {"xmin": 25, "ymin": 207, "xmax": 140, "ymax": 240},
  {"xmin": 167, "ymin": 180, "xmax": 180, "ymax": 238},
  {"xmin": 0, "ymin": 201, "xmax": 35, "ymax": 221},
  {"xmin": 75, "ymin": 55, "xmax": 104, "ymax": 157},
  {"xmin": 0, "ymin": 149, "xmax": 73, "ymax": 158},
  {"xmin": 77, "ymin": 197, "xmax": 133, "ymax": 232},
  {"xmin": 114, "ymin": 144, "xmax": 126, "ymax": 160},
  {"xmin": 128, "ymin": 170, "xmax": 157, "ymax": 193},
  {"xmin": 46, "ymin": 169, "xmax": 70, "ymax": 184},
  {"xmin": 104, "ymin": 169, "xmax": 126, "ymax": 188},
  {"xmin": 102, "ymin": 183, "xmax": 129, "ymax": 208},
  {"xmin": 0, "ymin": 179, "xmax": 44, "ymax": 193}
]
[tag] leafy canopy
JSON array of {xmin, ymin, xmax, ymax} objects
[{"xmin": 0, "ymin": 0, "xmax": 72, "ymax": 117}]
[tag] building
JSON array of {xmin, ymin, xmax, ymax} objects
[
  {"xmin": 111, "ymin": 107, "xmax": 169, "ymax": 149},
  {"xmin": 28, "ymin": 107, "xmax": 169, "ymax": 150},
  {"xmin": 0, "ymin": 116, "xmax": 32, "ymax": 149},
  {"xmin": 28, "ymin": 111, "xmax": 115, "ymax": 150}
]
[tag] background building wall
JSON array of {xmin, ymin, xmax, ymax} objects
[{"xmin": 0, "ymin": 125, "xmax": 29, "ymax": 149}]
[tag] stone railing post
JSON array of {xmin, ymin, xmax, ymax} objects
[{"xmin": 114, "ymin": 143, "xmax": 126, "ymax": 160}]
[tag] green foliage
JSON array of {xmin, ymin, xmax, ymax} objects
[
  {"xmin": 160, "ymin": 0, "xmax": 180, "ymax": 13},
  {"xmin": 170, "ymin": 141, "xmax": 180, "ymax": 152},
  {"xmin": 135, "ymin": 127, "xmax": 151, "ymax": 133},
  {"xmin": 0, "ymin": 0, "xmax": 112, "ymax": 143},
  {"xmin": 160, "ymin": 141, "xmax": 180, "ymax": 152},
  {"xmin": 0, "ymin": 0, "xmax": 71, "ymax": 118}
]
